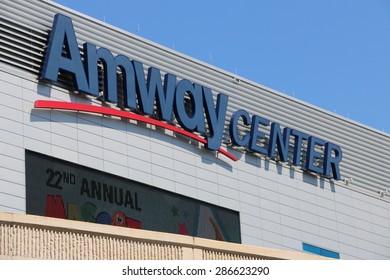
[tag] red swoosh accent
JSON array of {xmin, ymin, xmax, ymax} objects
[{"xmin": 34, "ymin": 100, "xmax": 238, "ymax": 161}]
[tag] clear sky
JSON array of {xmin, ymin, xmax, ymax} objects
[{"xmin": 52, "ymin": 0, "xmax": 390, "ymax": 134}]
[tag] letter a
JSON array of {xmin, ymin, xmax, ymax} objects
[{"xmin": 41, "ymin": 14, "xmax": 89, "ymax": 93}]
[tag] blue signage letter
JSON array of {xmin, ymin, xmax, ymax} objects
[
  {"xmin": 306, "ymin": 136, "xmax": 325, "ymax": 174},
  {"xmin": 268, "ymin": 122, "xmax": 291, "ymax": 162},
  {"xmin": 291, "ymin": 129, "xmax": 309, "ymax": 166},
  {"xmin": 174, "ymin": 80, "xmax": 205, "ymax": 133},
  {"xmin": 41, "ymin": 14, "xmax": 89, "ymax": 93},
  {"xmin": 229, "ymin": 109, "xmax": 251, "ymax": 147},
  {"xmin": 147, "ymin": 68, "xmax": 176, "ymax": 121},
  {"xmin": 323, "ymin": 142, "xmax": 343, "ymax": 180},
  {"xmin": 249, "ymin": 115, "xmax": 270, "ymax": 155},
  {"xmin": 203, "ymin": 88, "xmax": 228, "ymax": 150},
  {"xmin": 84, "ymin": 43, "xmax": 137, "ymax": 104},
  {"xmin": 133, "ymin": 63, "xmax": 176, "ymax": 119}
]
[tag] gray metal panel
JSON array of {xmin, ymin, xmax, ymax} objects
[{"xmin": 1, "ymin": 0, "xmax": 389, "ymax": 198}]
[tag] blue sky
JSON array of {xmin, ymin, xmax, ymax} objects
[{"xmin": 52, "ymin": 0, "xmax": 390, "ymax": 134}]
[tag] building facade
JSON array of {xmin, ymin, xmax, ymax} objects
[{"xmin": 0, "ymin": 0, "xmax": 389, "ymax": 259}]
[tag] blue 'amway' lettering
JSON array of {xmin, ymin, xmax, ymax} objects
[{"xmin": 40, "ymin": 13, "xmax": 343, "ymax": 180}]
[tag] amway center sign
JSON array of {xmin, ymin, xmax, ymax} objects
[{"xmin": 36, "ymin": 13, "xmax": 343, "ymax": 180}]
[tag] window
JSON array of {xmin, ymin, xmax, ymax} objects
[{"xmin": 302, "ymin": 243, "xmax": 340, "ymax": 259}]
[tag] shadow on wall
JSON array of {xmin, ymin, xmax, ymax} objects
[
  {"xmin": 33, "ymin": 82, "xmax": 236, "ymax": 172},
  {"xmin": 243, "ymin": 151, "xmax": 336, "ymax": 192},
  {"xmin": 303, "ymin": 172, "xmax": 335, "ymax": 192},
  {"xmin": 32, "ymin": 82, "xmax": 336, "ymax": 194}
]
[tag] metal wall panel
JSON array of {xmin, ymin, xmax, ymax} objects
[{"xmin": 0, "ymin": 0, "xmax": 389, "ymax": 199}]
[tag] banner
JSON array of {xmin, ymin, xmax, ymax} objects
[{"xmin": 25, "ymin": 150, "xmax": 241, "ymax": 243}]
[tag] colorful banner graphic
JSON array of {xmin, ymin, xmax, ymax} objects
[{"xmin": 25, "ymin": 151, "xmax": 241, "ymax": 243}]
